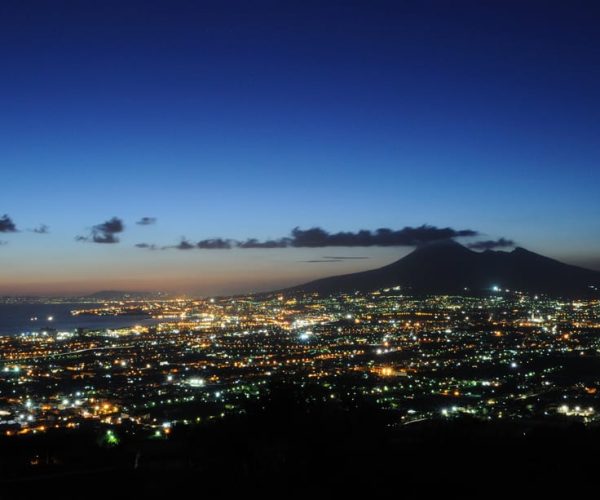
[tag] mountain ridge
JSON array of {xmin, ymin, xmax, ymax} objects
[{"xmin": 284, "ymin": 241, "xmax": 600, "ymax": 297}]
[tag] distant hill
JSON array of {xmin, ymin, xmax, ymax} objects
[
  {"xmin": 285, "ymin": 240, "xmax": 600, "ymax": 297},
  {"xmin": 85, "ymin": 290, "xmax": 166, "ymax": 300}
]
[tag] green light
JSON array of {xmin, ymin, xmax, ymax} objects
[{"xmin": 105, "ymin": 430, "xmax": 119, "ymax": 446}]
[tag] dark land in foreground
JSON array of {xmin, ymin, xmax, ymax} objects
[{"xmin": 1, "ymin": 383, "xmax": 597, "ymax": 498}]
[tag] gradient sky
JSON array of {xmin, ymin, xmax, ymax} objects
[{"xmin": 1, "ymin": 0, "xmax": 599, "ymax": 296}]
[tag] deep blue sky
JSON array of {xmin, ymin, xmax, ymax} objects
[{"xmin": 1, "ymin": 0, "xmax": 599, "ymax": 295}]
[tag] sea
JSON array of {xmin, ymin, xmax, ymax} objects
[{"xmin": 0, "ymin": 303, "xmax": 158, "ymax": 336}]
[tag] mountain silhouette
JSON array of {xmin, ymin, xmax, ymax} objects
[
  {"xmin": 287, "ymin": 240, "xmax": 600, "ymax": 297},
  {"xmin": 85, "ymin": 290, "xmax": 166, "ymax": 300}
]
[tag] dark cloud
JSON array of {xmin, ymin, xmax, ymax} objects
[
  {"xmin": 77, "ymin": 217, "xmax": 124, "ymax": 244},
  {"xmin": 289, "ymin": 225, "xmax": 478, "ymax": 247},
  {"xmin": 145, "ymin": 225, "xmax": 480, "ymax": 252},
  {"xmin": 135, "ymin": 243, "xmax": 158, "ymax": 250},
  {"xmin": 237, "ymin": 238, "xmax": 289, "ymax": 249},
  {"xmin": 468, "ymin": 238, "xmax": 515, "ymax": 250},
  {"xmin": 0, "ymin": 215, "xmax": 17, "ymax": 233},
  {"xmin": 322, "ymin": 256, "xmax": 369, "ymax": 260},
  {"xmin": 136, "ymin": 217, "xmax": 157, "ymax": 226},
  {"xmin": 300, "ymin": 259, "xmax": 343, "ymax": 263},
  {"xmin": 31, "ymin": 224, "xmax": 49, "ymax": 234},
  {"xmin": 197, "ymin": 238, "xmax": 232, "ymax": 249},
  {"xmin": 176, "ymin": 239, "xmax": 196, "ymax": 250},
  {"xmin": 168, "ymin": 238, "xmax": 233, "ymax": 250},
  {"xmin": 302, "ymin": 255, "xmax": 370, "ymax": 263}
]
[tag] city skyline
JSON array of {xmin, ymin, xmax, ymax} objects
[{"xmin": 2, "ymin": 2, "xmax": 600, "ymax": 494}]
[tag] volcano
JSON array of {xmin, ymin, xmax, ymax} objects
[{"xmin": 286, "ymin": 240, "xmax": 600, "ymax": 297}]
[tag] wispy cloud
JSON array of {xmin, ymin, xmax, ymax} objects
[
  {"xmin": 135, "ymin": 243, "xmax": 158, "ymax": 250},
  {"xmin": 322, "ymin": 256, "xmax": 369, "ymax": 260},
  {"xmin": 197, "ymin": 238, "xmax": 232, "ymax": 249},
  {"xmin": 136, "ymin": 217, "xmax": 157, "ymax": 226},
  {"xmin": 299, "ymin": 259, "xmax": 344, "ymax": 263},
  {"xmin": 237, "ymin": 238, "xmax": 288, "ymax": 248},
  {"xmin": 176, "ymin": 238, "xmax": 195, "ymax": 250},
  {"xmin": 30, "ymin": 224, "xmax": 49, "ymax": 234}
]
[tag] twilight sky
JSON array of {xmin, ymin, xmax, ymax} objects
[{"xmin": 1, "ymin": 0, "xmax": 599, "ymax": 296}]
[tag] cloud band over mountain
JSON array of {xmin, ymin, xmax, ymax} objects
[
  {"xmin": 157, "ymin": 225, "xmax": 480, "ymax": 251},
  {"xmin": 468, "ymin": 238, "xmax": 515, "ymax": 250},
  {"xmin": 287, "ymin": 226, "xmax": 478, "ymax": 247}
]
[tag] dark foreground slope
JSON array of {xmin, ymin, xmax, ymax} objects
[
  {"xmin": 287, "ymin": 240, "xmax": 600, "ymax": 296},
  {"xmin": 1, "ymin": 384, "xmax": 598, "ymax": 498}
]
